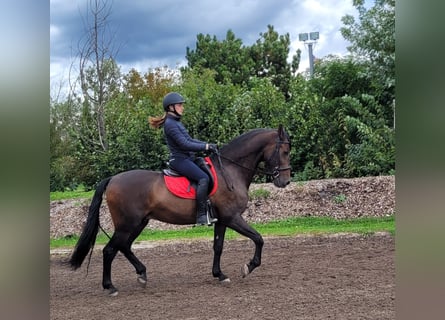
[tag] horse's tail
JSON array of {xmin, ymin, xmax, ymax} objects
[{"xmin": 69, "ymin": 177, "xmax": 112, "ymax": 270}]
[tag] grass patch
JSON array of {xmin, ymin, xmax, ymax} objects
[
  {"xmin": 50, "ymin": 189, "xmax": 94, "ymax": 201},
  {"xmin": 50, "ymin": 215, "xmax": 394, "ymax": 249},
  {"xmin": 248, "ymin": 188, "xmax": 271, "ymax": 200},
  {"xmin": 252, "ymin": 215, "xmax": 395, "ymax": 236},
  {"xmin": 333, "ymin": 193, "xmax": 347, "ymax": 204}
]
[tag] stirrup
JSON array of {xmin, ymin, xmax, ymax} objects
[{"xmin": 196, "ymin": 212, "xmax": 218, "ymax": 226}]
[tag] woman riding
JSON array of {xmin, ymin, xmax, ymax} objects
[{"xmin": 149, "ymin": 92, "xmax": 218, "ymax": 226}]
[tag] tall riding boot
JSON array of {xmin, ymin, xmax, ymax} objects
[{"xmin": 196, "ymin": 178, "xmax": 217, "ymax": 226}]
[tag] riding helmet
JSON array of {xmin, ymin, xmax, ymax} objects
[{"xmin": 163, "ymin": 92, "xmax": 185, "ymax": 111}]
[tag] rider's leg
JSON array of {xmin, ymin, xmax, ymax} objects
[
  {"xmin": 169, "ymin": 158, "xmax": 217, "ymax": 226},
  {"xmin": 195, "ymin": 177, "xmax": 217, "ymax": 225}
]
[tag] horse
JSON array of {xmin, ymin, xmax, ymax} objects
[{"xmin": 69, "ymin": 125, "xmax": 291, "ymax": 296}]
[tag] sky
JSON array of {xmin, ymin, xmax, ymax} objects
[{"xmin": 50, "ymin": 0, "xmax": 371, "ymax": 98}]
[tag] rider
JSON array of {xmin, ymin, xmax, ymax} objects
[{"xmin": 149, "ymin": 92, "xmax": 218, "ymax": 226}]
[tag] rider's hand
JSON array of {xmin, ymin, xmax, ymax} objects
[{"xmin": 208, "ymin": 143, "xmax": 218, "ymax": 153}]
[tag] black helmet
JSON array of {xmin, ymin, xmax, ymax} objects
[{"xmin": 163, "ymin": 92, "xmax": 185, "ymax": 111}]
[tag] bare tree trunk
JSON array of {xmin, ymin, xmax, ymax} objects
[{"xmin": 77, "ymin": 0, "xmax": 120, "ymax": 151}]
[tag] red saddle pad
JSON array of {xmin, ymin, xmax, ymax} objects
[{"xmin": 163, "ymin": 157, "xmax": 218, "ymax": 199}]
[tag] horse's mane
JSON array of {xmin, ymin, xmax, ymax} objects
[
  {"xmin": 230, "ymin": 128, "xmax": 270, "ymax": 143},
  {"xmin": 220, "ymin": 128, "xmax": 273, "ymax": 157}
]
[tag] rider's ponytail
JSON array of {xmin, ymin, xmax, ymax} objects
[{"xmin": 148, "ymin": 113, "xmax": 167, "ymax": 129}]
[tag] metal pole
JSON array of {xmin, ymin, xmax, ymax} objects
[
  {"xmin": 308, "ymin": 42, "xmax": 314, "ymax": 77},
  {"xmin": 393, "ymin": 99, "xmax": 395, "ymax": 130}
]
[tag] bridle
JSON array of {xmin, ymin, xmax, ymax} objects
[
  {"xmin": 262, "ymin": 139, "xmax": 291, "ymax": 179},
  {"xmin": 215, "ymin": 138, "xmax": 291, "ymax": 190}
]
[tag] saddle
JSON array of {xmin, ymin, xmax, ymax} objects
[{"xmin": 163, "ymin": 157, "xmax": 218, "ymax": 199}]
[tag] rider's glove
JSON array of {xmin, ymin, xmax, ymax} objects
[{"xmin": 208, "ymin": 143, "xmax": 218, "ymax": 153}]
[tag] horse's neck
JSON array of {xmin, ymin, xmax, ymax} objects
[
  {"xmin": 220, "ymin": 134, "xmax": 270, "ymax": 185},
  {"xmin": 224, "ymin": 140, "xmax": 264, "ymax": 167}
]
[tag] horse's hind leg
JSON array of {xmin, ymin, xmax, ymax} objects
[
  {"xmin": 102, "ymin": 218, "xmax": 149, "ymax": 296},
  {"xmin": 102, "ymin": 233, "xmax": 123, "ymax": 296},
  {"xmin": 121, "ymin": 219, "xmax": 149, "ymax": 286},
  {"xmin": 121, "ymin": 248, "xmax": 147, "ymax": 286}
]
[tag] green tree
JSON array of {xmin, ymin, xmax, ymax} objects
[
  {"xmin": 240, "ymin": 77, "xmax": 288, "ymax": 129},
  {"xmin": 288, "ymin": 56, "xmax": 394, "ymax": 179},
  {"xmin": 180, "ymin": 68, "xmax": 243, "ymax": 144},
  {"xmin": 123, "ymin": 66, "xmax": 178, "ymax": 105},
  {"xmin": 249, "ymin": 25, "xmax": 300, "ymax": 98},
  {"xmin": 286, "ymin": 74, "xmax": 324, "ymax": 180},
  {"xmin": 310, "ymin": 55, "xmax": 372, "ymax": 99},
  {"xmin": 341, "ymin": 0, "xmax": 395, "ymax": 113},
  {"xmin": 185, "ymin": 30, "xmax": 254, "ymax": 86},
  {"xmin": 343, "ymin": 94, "xmax": 395, "ymax": 176},
  {"xmin": 101, "ymin": 94, "xmax": 167, "ymax": 175},
  {"xmin": 50, "ymin": 99, "xmax": 81, "ymax": 191},
  {"xmin": 184, "ymin": 25, "xmax": 300, "ymax": 99}
]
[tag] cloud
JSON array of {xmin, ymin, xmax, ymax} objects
[{"xmin": 50, "ymin": 0, "xmax": 363, "ymax": 93}]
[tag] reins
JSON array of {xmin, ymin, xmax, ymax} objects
[{"xmin": 215, "ymin": 150, "xmax": 235, "ymax": 191}]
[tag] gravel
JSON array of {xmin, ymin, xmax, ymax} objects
[{"xmin": 50, "ymin": 175, "xmax": 395, "ymax": 239}]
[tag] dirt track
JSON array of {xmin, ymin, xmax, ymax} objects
[{"xmin": 50, "ymin": 234, "xmax": 394, "ymax": 320}]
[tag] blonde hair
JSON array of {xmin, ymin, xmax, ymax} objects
[{"xmin": 148, "ymin": 113, "xmax": 167, "ymax": 129}]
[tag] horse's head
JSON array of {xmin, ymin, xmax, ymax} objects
[
  {"xmin": 263, "ymin": 125, "xmax": 291, "ymax": 188},
  {"xmin": 217, "ymin": 126, "xmax": 291, "ymax": 189}
]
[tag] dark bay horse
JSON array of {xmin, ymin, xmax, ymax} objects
[{"xmin": 69, "ymin": 125, "xmax": 291, "ymax": 296}]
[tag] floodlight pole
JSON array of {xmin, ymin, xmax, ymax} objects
[
  {"xmin": 298, "ymin": 31, "xmax": 319, "ymax": 77},
  {"xmin": 308, "ymin": 42, "xmax": 314, "ymax": 77}
]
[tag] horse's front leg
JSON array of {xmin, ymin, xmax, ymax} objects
[
  {"xmin": 212, "ymin": 223, "xmax": 230, "ymax": 282},
  {"xmin": 228, "ymin": 215, "xmax": 264, "ymax": 277}
]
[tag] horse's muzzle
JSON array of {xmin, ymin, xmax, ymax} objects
[{"xmin": 273, "ymin": 177, "xmax": 291, "ymax": 188}]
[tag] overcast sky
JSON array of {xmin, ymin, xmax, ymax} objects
[{"xmin": 50, "ymin": 0, "xmax": 371, "ymax": 96}]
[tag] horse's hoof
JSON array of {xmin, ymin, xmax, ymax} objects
[
  {"xmin": 107, "ymin": 288, "xmax": 119, "ymax": 297},
  {"xmin": 217, "ymin": 273, "xmax": 230, "ymax": 283},
  {"xmin": 241, "ymin": 264, "xmax": 249, "ymax": 278},
  {"xmin": 137, "ymin": 274, "xmax": 147, "ymax": 287}
]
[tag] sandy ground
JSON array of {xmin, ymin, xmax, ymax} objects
[{"xmin": 50, "ymin": 234, "xmax": 394, "ymax": 320}]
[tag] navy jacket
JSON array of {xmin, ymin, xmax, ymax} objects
[{"xmin": 164, "ymin": 114, "xmax": 207, "ymax": 159}]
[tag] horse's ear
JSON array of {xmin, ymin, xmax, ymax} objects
[{"xmin": 278, "ymin": 124, "xmax": 284, "ymax": 139}]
